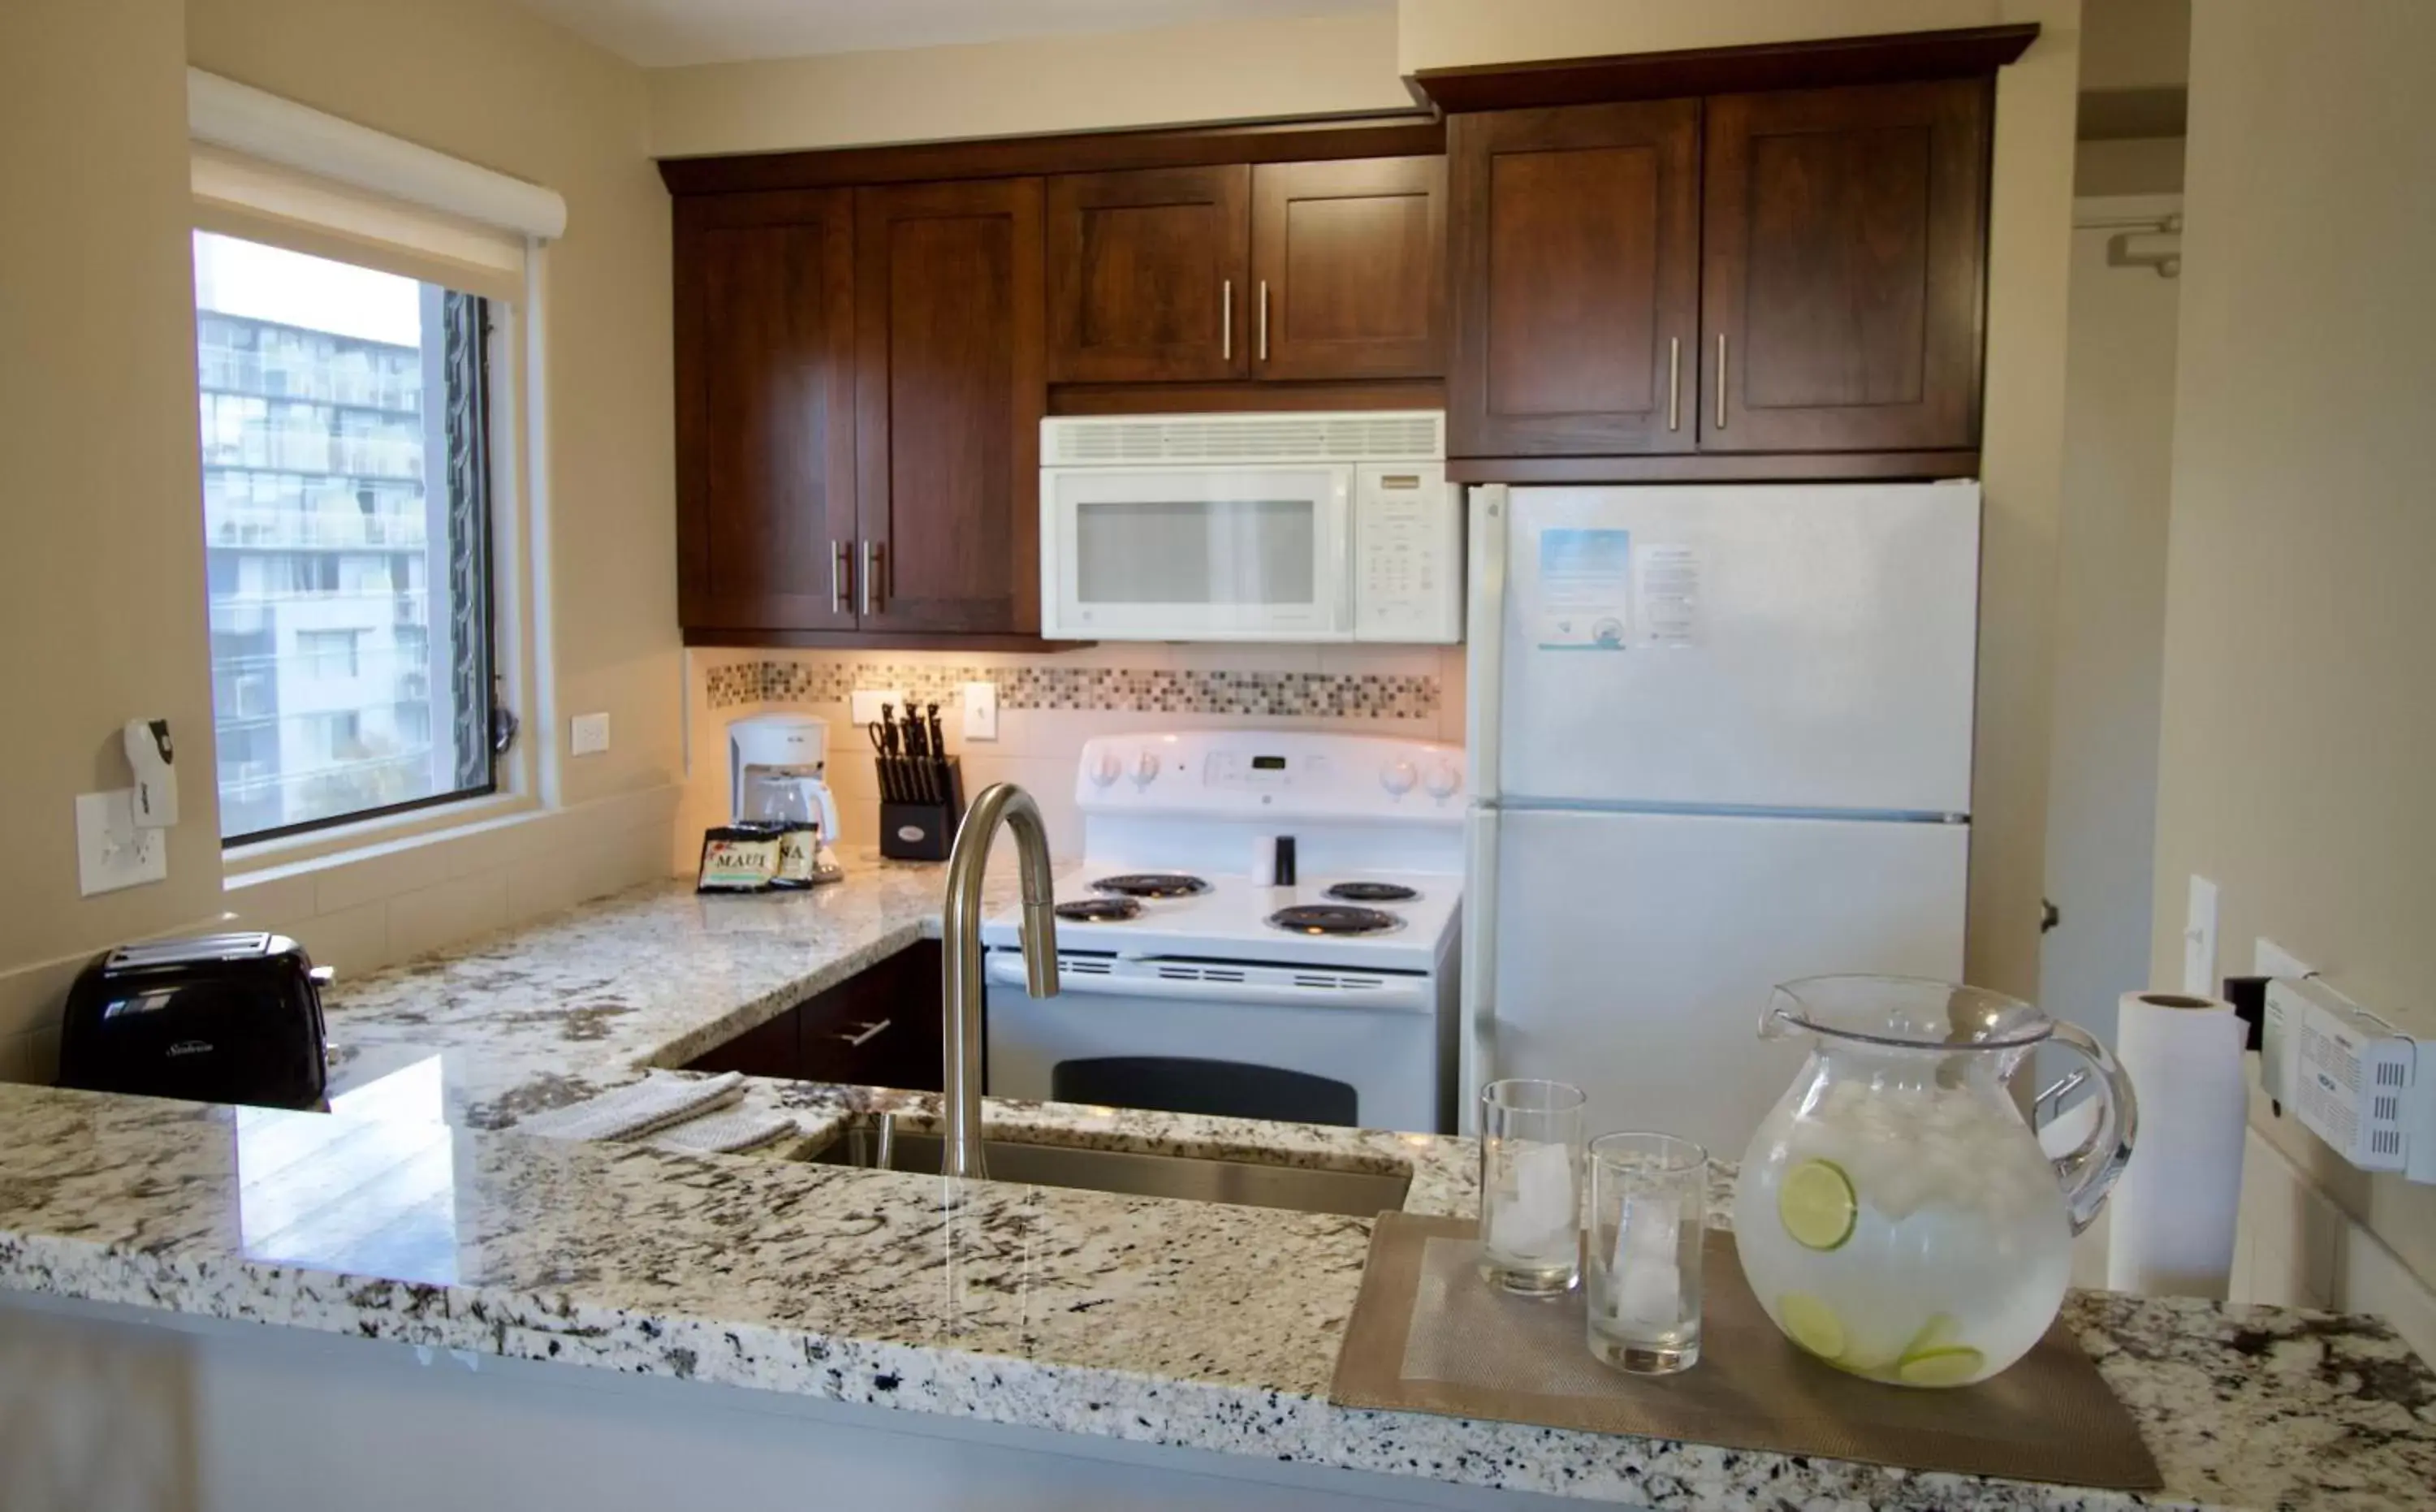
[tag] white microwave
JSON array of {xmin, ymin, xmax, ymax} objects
[{"xmin": 1039, "ymin": 411, "xmax": 1462, "ymax": 644}]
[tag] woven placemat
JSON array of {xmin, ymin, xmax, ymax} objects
[{"xmin": 1330, "ymin": 1212, "xmax": 2160, "ymax": 1489}]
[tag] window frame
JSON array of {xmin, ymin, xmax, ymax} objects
[{"xmin": 193, "ymin": 231, "xmax": 540, "ymax": 859}]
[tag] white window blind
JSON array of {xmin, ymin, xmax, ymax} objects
[{"xmin": 186, "ymin": 68, "xmax": 565, "ymax": 305}]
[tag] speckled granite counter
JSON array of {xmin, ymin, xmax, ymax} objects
[{"xmin": 0, "ymin": 860, "xmax": 2427, "ymax": 1510}]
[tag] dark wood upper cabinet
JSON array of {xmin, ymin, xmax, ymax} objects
[
  {"xmin": 853, "ymin": 177, "xmax": 1046, "ymax": 637},
  {"xmin": 1700, "ymin": 79, "xmax": 1990, "ymax": 453},
  {"xmin": 675, "ymin": 190, "xmax": 857, "ymax": 630},
  {"xmin": 1447, "ymin": 102, "xmax": 1702, "ymax": 458},
  {"xmin": 1047, "ymin": 166, "xmax": 1248, "ymax": 383},
  {"xmin": 1250, "ymin": 157, "xmax": 1446, "ymax": 382}
]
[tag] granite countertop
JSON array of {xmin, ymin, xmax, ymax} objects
[{"xmin": 0, "ymin": 858, "xmax": 2428, "ymax": 1510}]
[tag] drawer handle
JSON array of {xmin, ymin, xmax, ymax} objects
[
  {"xmin": 832, "ymin": 539, "xmax": 852, "ymax": 616},
  {"xmin": 860, "ymin": 540, "xmax": 885, "ymax": 616},
  {"xmin": 834, "ymin": 1018, "xmax": 892, "ymax": 1048},
  {"xmin": 1714, "ymin": 332, "xmax": 1729, "ymax": 431},
  {"xmin": 1258, "ymin": 279, "xmax": 1270, "ymax": 362},
  {"xmin": 1666, "ymin": 336, "xmax": 1681, "ymax": 432},
  {"xmin": 1221, "ymin": 279, "xmax": 1233, "ymax": 361}
]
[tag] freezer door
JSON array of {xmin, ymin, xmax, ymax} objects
[
  {"xmin": 1490, "ymin": 807, "xmax": 1967, "ymax": 1157},
  {"xmin": 1499, "ymin": 484, "xmax": 1980, "ymax": 813}
]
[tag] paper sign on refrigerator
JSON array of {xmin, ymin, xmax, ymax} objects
[{"xmin": 1534, "ymin": 528, "xmax": 1634, "ymax": 650}]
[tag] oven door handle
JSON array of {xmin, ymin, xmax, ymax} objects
[{"xmin": 983, "ymin": 953, "xmax": 1432, "ymax": 1013}]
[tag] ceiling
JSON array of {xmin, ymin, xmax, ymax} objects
[{"xmin": 512, "ymin": 0, "xmax": 1390, "ymax": 69}]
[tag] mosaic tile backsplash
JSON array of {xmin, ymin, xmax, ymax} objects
[{"xmin": 704, "ymin": 659, "xmax": 1440, "ymax": 720}]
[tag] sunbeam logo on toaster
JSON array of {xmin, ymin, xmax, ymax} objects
[{"xmin": 166, "ymin": 1039, "xmax": 215, "ymax": 1058}]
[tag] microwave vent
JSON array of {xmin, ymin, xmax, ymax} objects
[{"xmin": 1047, "ymin": 412, "xmax": 1443, "ymax": 465}]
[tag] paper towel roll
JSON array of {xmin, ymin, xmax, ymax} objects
[{"xmin": 2104, "ymin": 991, "xmax": 2249, "ymax": 1299}]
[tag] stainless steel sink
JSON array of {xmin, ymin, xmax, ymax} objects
[{"xmin": 809, "ymin": 1122, "xmax": 1410, "ymax": 1217}]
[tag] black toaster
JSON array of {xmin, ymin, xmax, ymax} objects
[{"xmin": 58, "ymin": 933, "xmax": 331, "ymax": 1111}]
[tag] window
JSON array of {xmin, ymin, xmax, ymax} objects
[{"xmin": 194, "ymin": 231, "xmax": 498, "ymax": 843}]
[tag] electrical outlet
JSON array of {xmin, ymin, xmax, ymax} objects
[
  {"xmin": 2183, "ymin": 875, "xmax": 2219, "ymax": 996},
  {"xmin": 851, "ymin": 689, "xmax": 905, "ymax": 726},
  {"xmin": 961, "ymin": 681, "xmax": 999, "ymax": 741},
  {"xmin": 570, "ymin": 712, "xmax": 611, "ymax": 756},
  {"xmin": 77, "ymin": 789, "xmax": 168, "ymax": 896}
]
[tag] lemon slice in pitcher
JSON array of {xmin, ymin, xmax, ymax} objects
[
  {"xmin": 1776, "ymin": 1291, "xmax": 1848, "ymax": 1361},
  {"xmin": 1777, "ymin": 1158, "xmax": 1858, "ymax": 1251},
  {"xmin": 1895, "ymin": 1346, "xmax": 1987, "ymax": 1387}
]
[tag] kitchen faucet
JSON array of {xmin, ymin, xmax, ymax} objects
[{"xmin": 939, "ymin": 782, "xmax": 1060, "ymax": 1179}]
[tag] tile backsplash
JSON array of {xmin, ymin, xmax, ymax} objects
[
  {"xmin": 706, "ymin": 659, "xmax": 1440, "ymax": 720},
  {"xmin": 682, "ymin": 642, "xmax": 1466, "ymax": 861}
]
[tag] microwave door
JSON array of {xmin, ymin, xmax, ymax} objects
[{"xmin": 1043, "ymin": 465, "xmax": 1352, "ymax": 641}]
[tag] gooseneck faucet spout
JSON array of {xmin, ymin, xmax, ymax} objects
[{"xmin": 941, "ymin": 783, "xmax": 1060, "ymax": 1179}]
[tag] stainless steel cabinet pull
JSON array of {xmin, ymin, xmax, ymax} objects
[
  {"xmin": 832, "ymin": 539, "xmax": 852, "ymax": 616},
  {"xmin": 1258, "ymin": 279, "xmax": 1270, "ymax": 362},
  {"xmin": 835, "ymin": 1018, "xmax": 892, "ymax": 1048},
  {"xmin": 1714, "ymin": 333, "xmax": 1729, "ymax": 431},
  {"xmin": 1666, "ymin": 337, "xmax": 1682, "ymax": 431},
  {"xmin": 1221, "ymin": 279, "xmax": 1233, "ymax": 361},
  {"xmin": 861, "ymin": 539, "xmax": 886, "ymax": 616}
]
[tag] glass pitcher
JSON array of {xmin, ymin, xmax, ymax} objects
[{"xmin": 1732, "ymin": 976, "xmax": 2137, "ymax": 1388}]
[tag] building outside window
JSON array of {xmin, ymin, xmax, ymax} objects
[{"xmin": 193, "ymin": 231, "xmax": 499, "ymax": 842}]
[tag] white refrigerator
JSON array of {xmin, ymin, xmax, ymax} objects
[{"xmin": 1460, "ymin": 482, "xmax": 1980, "ymax": 1155}]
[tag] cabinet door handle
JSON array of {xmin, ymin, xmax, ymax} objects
[
  {"xmin": 860, "ymin": 540, "xmax": 885, "ymax": 616},
  {"xmin": 1666, "ymin": 337, "xmax": 1682, "ymax": 432},
  {"xmin": 832, "ymin": 539, "xmax": 852, "ymax": 616},
  {"xmin": 834, "ymin": 1018, "xmax": 892, "ymax": 1048},
  {"xmin": 1221, "ymin": 279, "xmax": 1233, "ymax": 361},
  {"xmin": 1258, "ymin": 279, "xmax": 1270, "ymax": 362},
  {"xmin": 1714, "ymin": 333, "xmax": 1729, "ymax": 431}
]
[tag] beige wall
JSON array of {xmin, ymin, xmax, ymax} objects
[
  {"xmin": 0, "ymin": 0, "xmax": 226, "ymax": 1074},
  {"xmin": 2153, "ymin": 0, "xmax": 2436, "ymax": 1296},
  {"xmin": 0, "ymin": 0, "xmax": 685, "ymax": 1084},
  {"xmin": 2074, "ymin": 135, "xmax": 2183, "ymax": 195},
  {"xmin": 2079, "ymin": 0, "xmax": 2188, "ymax": 92},
  {"xmin": 650, "ymin": 9, "xmax": 1410, "ymax": 159},
  {"xmin": 1397, "ymin": 0, "xmax": 2084, "ymax": 1007}
]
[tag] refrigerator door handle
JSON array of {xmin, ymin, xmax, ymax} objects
[
  {"xmin": 1458, "ymin": 805, "xmax": 1500, "ymax": 1135},
  {"xmin": 1465, "ymin": 485, "xmax": 1507, "ymax": 802}
]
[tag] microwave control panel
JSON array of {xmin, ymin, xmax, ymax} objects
[{"xmin": 1352, "ymin": 464, "xmax": 1463, "ymax": 644}]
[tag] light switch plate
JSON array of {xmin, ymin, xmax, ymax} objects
[
  {"xmin": 77, "ymin": 789, "xmax": 166, "ymax": 896},
  {"xmin": 570, "ymin": 712, "xmax": 611, "ymax": 756},
  {"xmin": 2183, "ymin": 874, "xmax": 2219, "ymax": 996},
  {"xmin": 961, "ymin": 681, "xmax": 999, "ymax": 741},
  {"xmin": 851, "ymin": 689, "xmax": 905, "ymax": 726}
]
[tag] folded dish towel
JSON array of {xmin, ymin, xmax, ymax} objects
[
  {"xmin": 516, "ymin": 1070, "xmax": 746, "ymax": 1143},
  {"xmin": 646, "ymin": 1108, "xmax": 806, "ymax": 1157}
]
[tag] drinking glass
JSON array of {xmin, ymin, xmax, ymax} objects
[
  {"xmin": 1585, "ymin": 1131, "xmax": 1709, "ymax": 1373},
  {"xmin": 1477, "ymin": 1079, "xmax": 1587, "ymax": 1294}
]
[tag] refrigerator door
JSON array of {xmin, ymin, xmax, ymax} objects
[
  {"xmin": 1489, "ymin": 806, "xmax": 1968, "ymax": 1156},
  {"xmin": 1497, "ymin": 483, "xmax": 1980, "ymax": 813}
]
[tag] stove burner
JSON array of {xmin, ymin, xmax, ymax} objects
[
  {"xmin": 1324, "ymin": 881, "xmax": 1420, "ymax": 904},
  {"xmin": 1268, "ymin": 904, "xmax": 1404, "ymax": 937},
  {"xmin": 1091, "ymin": 872, "xmax": 1212, "ymax": 900},
  {"xmin": 1054, "ymin": 896, "xmax": 1142, "ymax": 923}
]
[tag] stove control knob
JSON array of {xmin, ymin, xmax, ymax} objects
[
  {"xmin": 1380, "ymin": 759, "xmax": 1418, "ymax": 797},
  {"xmin": 1424, "ymin": 762, "xmax": 1462, "ymax": 800},
  {"xmin": 1088, "ymin": 750, "xmax": 1124, "ymax": 788},
  {"xmin": 1134, "ymin": 750, "xmax": 1163, "ymax": 787}
]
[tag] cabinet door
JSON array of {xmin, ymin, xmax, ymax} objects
[
  {"xmin": 1250, "ymin": 157, "xmax": 1445, "ymax": 381},
  {"xmin": 1447, "ymin": 102, "xmax": 1701, "ymax": 458},
  {"xmin": 1047, "ymin": 166, "xmax": 1248, "ymax": 382},
  {"xmin": 675, "ymin": 191, "xmax": 857, "ymax": 631},
  {"xmin": 799, "ymin": 941, "xmax": 943, "ymax": 1092},
  {"xmin": 683, "ymin": 1004, "xmax": 801, "ymax": 1079},
  {"xmin": 854, "ymin": 179, "xmax": 1047, "ymax": 635},
  {"xmin": 1701, "ymin": 80, "xmax": 1990, "ymax": 453}
]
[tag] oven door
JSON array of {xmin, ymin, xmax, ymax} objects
[
  {"xmin": 1040, "ymin": 464, "xmax": 1353, "ymax": 641},
  {"xmin": 983, "ymin": 953, "xmax": 1442, "ymax": 1133}
]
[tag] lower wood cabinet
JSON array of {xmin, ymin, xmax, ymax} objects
[{"xmin": 685, "ymin": 940, "xmax": 944, "ymax": 1093}]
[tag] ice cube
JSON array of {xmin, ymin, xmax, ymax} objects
[
  {"xmin": 1488, "ymin": 1140, "xmax": 1578, "ymax": 1259},
  {"xmin": 1609, "ymin": 1199, "xmax": 1684, "ymax": 1324}
]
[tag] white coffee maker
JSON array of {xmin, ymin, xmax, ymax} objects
[{"xmin": 727, "ymin": 712, "xmax": 844, "ymax": 883}]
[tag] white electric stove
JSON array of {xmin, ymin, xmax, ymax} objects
[{"xmin": 981, "ymin": 730, "xmax": 1466, "ymax": 1134}]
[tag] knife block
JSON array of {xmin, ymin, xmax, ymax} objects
[{"xmin": 879, "ymin": 757, "xmax": 965, "ymax": 862}]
